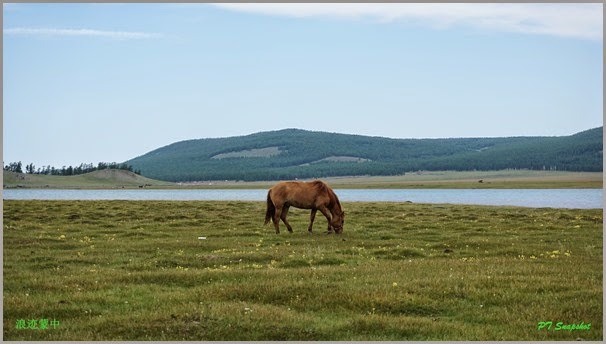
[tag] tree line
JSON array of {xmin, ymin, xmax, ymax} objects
[{"xmin": 3, "ymin": 161, "xmax": 141, "ymax": 176}]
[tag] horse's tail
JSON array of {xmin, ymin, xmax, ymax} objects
[{"xmin": 264, "ymin": 190, "xmax": 275, "ymax": 225}]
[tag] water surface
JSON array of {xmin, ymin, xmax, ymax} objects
[{"xmin": 3, "ymin": 188, "xmax": 602, "ymax": 209}]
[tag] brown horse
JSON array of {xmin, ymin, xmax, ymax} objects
[{"xmin": 264, "ymin": 180, "xmax": 345, "ymax": 234}]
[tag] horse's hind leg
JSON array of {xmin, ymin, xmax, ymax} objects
[
  {"xmin": 272, "ymin": 205, "xmax": 282, "ymax": 234},
  {"xmin": 308, "ymin": 209, "xmax": 317, "ymax": 233},
  {"xmin": 280, "ymin": 205, "xmax": 294, "ymax": 233}
]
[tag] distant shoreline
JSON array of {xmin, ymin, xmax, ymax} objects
[{"xmin": 3, "ymin": 170, "xmax": 602, "ymax": 190}]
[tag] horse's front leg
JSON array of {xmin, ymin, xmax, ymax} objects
[
  {"xmin": 308, "ymin": 209, "xmax": 317, "ymax": 233},
  {"xmin": 318, "ymin": 206, "xmax": 333, "ymax": 234}
]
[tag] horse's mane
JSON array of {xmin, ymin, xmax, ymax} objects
[{"xmin": 310, "ymin": 180, "xmax": 342, "ymax": 211}]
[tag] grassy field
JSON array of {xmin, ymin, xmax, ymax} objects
[
  {"xmin": 4, "ymin": 170, "xmax": 603, "ymax": 189},
  {"xmin": 3, "ymin": 170, "xmax": 173, "ymax": 189},
  {"xmin": 223, "ymin": 171, "xmax": 603, "ymax": 189},
  {"xmin": 330, "ymin": 170, "xmax": 604, "ymax": 189},
  {"xmin": 3, "ymin": 200, "xmax": 603, "ymax": 340}
]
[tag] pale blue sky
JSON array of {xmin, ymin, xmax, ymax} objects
[{"xmin": 3, "ymin": 3, "xmax": 603, "ymax": 168}]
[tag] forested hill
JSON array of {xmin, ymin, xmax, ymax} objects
[{"xmin": 126, "ymin": 127, "xmax": 603, "ymax": 182}]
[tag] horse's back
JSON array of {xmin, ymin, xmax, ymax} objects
[
  {"xmin": 271, "ymin": 180, "xmax": 324, "ymax": 192},
  {"xmin": 269, "ymin": 180, "xmax": 330, "ymax": 208}
]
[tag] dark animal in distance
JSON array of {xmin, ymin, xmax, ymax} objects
[{"xmin": 264, "ymin": 180, "xmax": 345, "ymax": 234}]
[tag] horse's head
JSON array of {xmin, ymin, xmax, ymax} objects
[{"xmin": 331, "ymin": 211, "xmax": 345, "ymax": 234}]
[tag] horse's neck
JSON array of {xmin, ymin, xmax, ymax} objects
[{"xmin": 329, "ymin": 194, "xmax": 342, "ymax": 215}]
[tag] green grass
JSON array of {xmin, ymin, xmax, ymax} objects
[{"xmin": 3, "ymin": 200, "xmax": 603, "ymax": 340}]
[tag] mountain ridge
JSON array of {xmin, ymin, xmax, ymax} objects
[{"xmin": 126, "ymin": 127, "xmax": 603, "ymax": 182}]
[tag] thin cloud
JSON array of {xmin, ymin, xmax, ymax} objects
[
  {"xmin": 213, "ymin": 3, "xmax": 603, "ymax": 41},
  {"xmin": 4, "ymin": 27, "xmax": 164, "ymax": 40}
]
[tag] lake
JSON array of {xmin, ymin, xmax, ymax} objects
[{"xmin": 2, "ymin": 188, "xmax": 602, "ymax": 209}]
